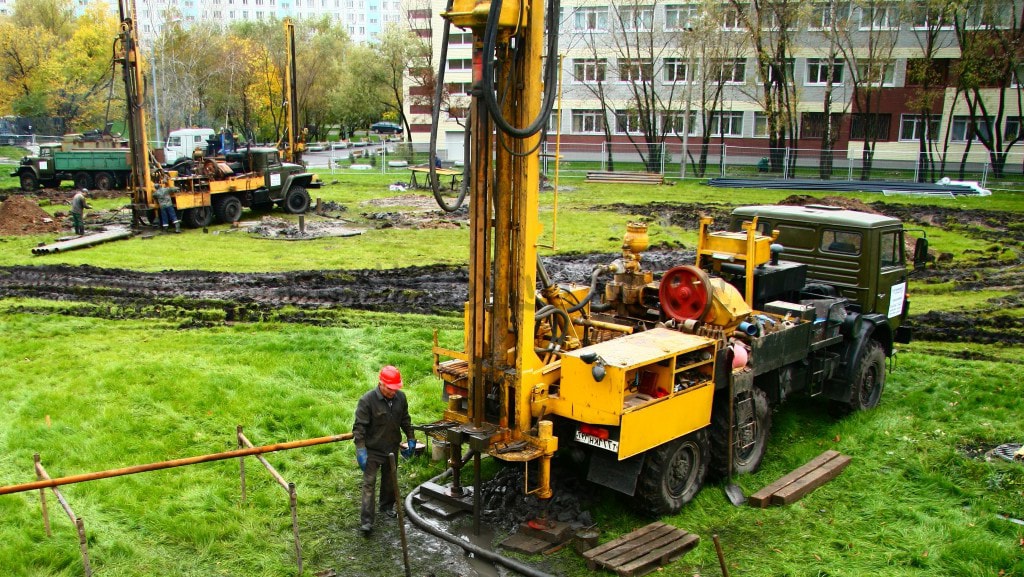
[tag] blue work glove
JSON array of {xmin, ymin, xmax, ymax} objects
[
  {"xmin": 401, "ymin": 439, "xmax": 417, "ymax": 459},
  {"xmin": 356, "ymin": 447, "xmax": 368, "ymax": 471}
]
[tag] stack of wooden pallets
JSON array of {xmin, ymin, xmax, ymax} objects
[{"xmin": 584, "ymin": 171, "xmax": 665, "ymax": 185}]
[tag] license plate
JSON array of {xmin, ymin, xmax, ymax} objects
[{"xmin": 574, "ymin": 430, "xmax": 619, "ymax": 453}]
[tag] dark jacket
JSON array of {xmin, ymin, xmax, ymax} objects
[{"xmin": 352, "ymin": 387, "xmax": 414, "ymax": 455}]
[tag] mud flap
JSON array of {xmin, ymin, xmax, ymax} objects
[{"xmin": 587, "ymin": 449, "xmax": 644, "ymax": 496}]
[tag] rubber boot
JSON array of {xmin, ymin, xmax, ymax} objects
[{"xmin": 174, "ymin": 221, "xmax": 181, "ymax": 234}]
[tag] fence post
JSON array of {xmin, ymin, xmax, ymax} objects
[
  {"xmin": 914, "ymin": 152, "xmax": 921, "ymax": 183},
  {"xmin": 238, "ymin": 425, "xmax": 246, "ymax": 505},
  {"xmin": 721, "ymin": 145, "xmax": 728, "ymax": 177},
  {"xmin": 982, "ymin": 162, "xmax": 989, "ymax": 188},
  {"xmin": 783, "ymin": 148, "xmax": 790, "ymax": 180},
  {"xmin": 288, "ymin": 483, "xmax": 303, "ymax": 576},
  {"xmin": 659, "ymin": 142, "xmax": 667, "ymax": 175},
  {"xmin": 601, "ymin": 142, "xmax": 607, "ymax": 172},
  {"xmin": 35, "ymin": 453, "xmax": 51, "ymax": 537}
]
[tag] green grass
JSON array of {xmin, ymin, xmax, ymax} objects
[{"xmin": 0, "ymin": 306, "xmax": 1020, "ymax": 576}]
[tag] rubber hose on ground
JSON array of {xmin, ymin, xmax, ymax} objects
[{"xmin": 404, "ymin": 468, "xmax": 557, "ymax": 577}]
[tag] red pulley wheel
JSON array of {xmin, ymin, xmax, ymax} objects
[{"xmin": 659, "ymin": 265, "xmax": 713, "ymax": 323}]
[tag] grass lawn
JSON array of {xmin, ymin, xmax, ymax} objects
[{"xmin": 1, "ymin": 173, "xmax": 1022, "ymax": 576}]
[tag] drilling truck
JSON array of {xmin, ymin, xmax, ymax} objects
[{"xmin": 423, "ymin": 0, "xmax": 928, "ymax": 517}]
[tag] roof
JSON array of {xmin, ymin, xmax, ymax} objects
[{"xmin": 730, "ymin": 204, "xmax": 902, "ymax": 229}]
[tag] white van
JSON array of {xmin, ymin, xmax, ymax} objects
[{"xmin": 164, "ymin": 128, "xmax": 215, "ymax": 163}]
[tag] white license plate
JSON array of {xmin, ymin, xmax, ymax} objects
[{"xmin": 574, "ymin": 430, "xmax": 619, "ymax": 453}]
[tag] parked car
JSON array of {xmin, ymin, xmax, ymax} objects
[{"xmin": 370, "ymin": 121, "xmax": 403, "ymax": 135}]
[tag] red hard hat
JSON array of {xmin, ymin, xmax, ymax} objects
[{"xmin": 379, "ymin": 365, "xmax": 403, "ymax": 390}]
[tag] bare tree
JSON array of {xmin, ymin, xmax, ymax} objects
[
  {"xmin": 564, "ymin": 5, "xmax": 619, "ymax": 171},
  {"xmin": 952, "ymin": 0, "xmax": 1024, "ymax": 179},
  {"xmin": 905, "ymin": 0, "xmax": 957, "ymax": 182},
  {"xmin": 835, "ymin": 0, "xmax": 901, "ymax": 179}
]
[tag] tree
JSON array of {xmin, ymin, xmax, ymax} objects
[
  {"xmin": 905, "ymin": 0, "xmax": 958, "ymax": 182},
  {"xmin": 952, "ymin": 0, "xmax": 1024, "ymax": 179},
  {"xmin": 811, "ymin": 0, "xmax": 853, "ymax": 179},
  {"xmin": 836, "ymin": 0, "xmax": 901, "ymax": 179}
]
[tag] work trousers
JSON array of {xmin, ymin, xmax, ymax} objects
[
  {"xmin": 159, "ymin": 205, "xmax": 179, "ymax": 228},
  {"xmin": 71, "ymin": 212, "xmax": 84, "ymax": 235},
  {"xmin": 360, "ymin": 449, "xmax": 398, "ymax": 527}
]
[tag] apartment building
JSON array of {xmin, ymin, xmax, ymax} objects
[
  {"xmin": 404, "ymin": 0, "xmax": 1024, "ymax": 168},
  {"xmin": 82, "ymin": 0, "xmax": 402, "ymax": 42}
]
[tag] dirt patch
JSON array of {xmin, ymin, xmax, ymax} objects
[
  {"xmin": 0, "ymin": 195, "xmax": 63, "ymax": 235},
  {"xmin": 363, "ymin": 193, "xmax": 443, "ymax": 212},
  {"xmin": 245, "ymin": 215, "xmax": 364, "ymax": 240}
]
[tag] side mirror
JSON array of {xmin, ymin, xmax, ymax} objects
[{"xmin": 912, "ymin": 237, "xmax": 930, "ymax": 270}]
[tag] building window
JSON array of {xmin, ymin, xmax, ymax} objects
[
  {"xmin": 574, "ymin": 6, "xmax": 609, "ymax": 31},
  {"xmin": 1006, "ymin": 117, "xmax": 1023, "ymax": 141},
  {"xmin": 806, "ymin": 58, "xmax": 843, "ymax": 85},
  {"xmin": 850, "ymin": 113, "xmax": 892, "ymax": 141},
  {"xmin": 856, "ymin": 60, "xmax": 895, "ymax": 86},
  {"xmin": 547, "ymin": 109, "xmax": 560, "ymax": 133},
  {"xmin": 753, "ymin": 112, "xmax": 769, "ymax": 137},
  {"xmin": 899, "ymin": 114, "xmax": 940, "ymax": 141},
  {"xmin": 765, "ymin": 58, "xmax": 794, "ymax": 84},
  {"xmin": 950, "ymin": 115, "xmax": 992, "ymax": 143},
  {"xmin": 618, "ymin": 59, "xmax": 653, "ymax": 83},
  {"xmin": 448, "ymin": 58, "xmax": 472, "ymax": 70},
  {"xmin": 861, "ymin": 3, "xmax": 900, "ymax": 30},
  {"xmin": 450, "ymin": 32, "xmax": 473, "ymax": 44},
  {"xmin": 962, "ymin": 3, "xmax": 1012, "ymax": 29},
  {"xmin": 664, "ymin": 58, "xmax": 690, "ymax": 83},
  {"xmin": 801, "ymin": 112, "xmax": 842, "ymax": 139},
  {"xmin": 721, "ymin": 3, "xmax": 744, "ymax": 30},
  {"xmin": 573, "ymin": 58, "xmax": 608, "ymax": 82},
  {"xmin": 572, "ymin": 109, "xmax": 605, "ymax": 133},
  {"xmin": 665, "ymin": 4, "xmax": 697, "ymax": 30},
  {"xmin": 615, "ymin": 110, "xmax": 644, "ymax": 134},
  {"xmin": 619, "ymin": 5, "xmax": 653, "ymax": 30},
  {"xmin": 662, "ymin": 111, "xmax": 697, "ymax": 136},
  {"xmin": 709, "ymin": 111, "xmax": 744, "ymax": 137},
  {"xmin": 713, "ymin": 58, "xmax": 746, "ymax": 83}
]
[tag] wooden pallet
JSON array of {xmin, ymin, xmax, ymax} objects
[
  {"xmin": 748, "ymin": 450, "xmax": 852, "ymax": 507},
  {"xmin": 584, "ymin": 171, "xmax": 665, "ymax": 185},
  {"xmin": 583, "ymin": 522, "xmax": 699, "ymax": 577}
]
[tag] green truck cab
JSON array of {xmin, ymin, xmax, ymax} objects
[{"xmin": 12, "ymin": 143, "xmax": 131, "ymax": 191}]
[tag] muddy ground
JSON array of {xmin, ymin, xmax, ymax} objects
[{"xmin": 1, "ymin": 193, "xmax": 1022, "ymax": 345}]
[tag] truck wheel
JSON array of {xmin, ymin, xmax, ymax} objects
[
  {"xmin": 183, "ymin": 207, "xmax": 214, "ymax": 228},
  {"xmin": 214, "ymin": 196, "xmax": 243, "ymax": 223},
  {"xmin": 844, "ymin": 340, "xmax": 886, "ymax": 413},
  {"xmin": 710, "ymin": 387, "xmax": 770, "ymax": 478},
  {"xmin": 93, "ymin": 172, "xmax": 115, "ymax": 191},
  {"xmin": 635, "ymin": 429, "xmax": 709, "ymax": 515},
  {"xmin": 73, "ymin": 172, "xmax": 93, "ymax": 190},
  {"xmin": 19, "ymin": 172, "xmax": 38, "ymax": 191},
  {"xmin": 283, "ymin": 186, "xmax": 310, "ymax": 214},
  {"xmin": 41, "ymin": 179, "xmax": 61, "ymax": 189}
]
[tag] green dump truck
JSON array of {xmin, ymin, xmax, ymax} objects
[{"xmin": 12, "ymin": 143, "xmax": 131, "ymax": 191}]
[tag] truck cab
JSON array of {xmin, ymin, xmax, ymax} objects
[
  {"xmin": 727, "ymin": 204, "xmax": 917, "ymax": 345},
  {"xmin": 164, "ymin": 128, "xmax": 216, "ymax": 163}
]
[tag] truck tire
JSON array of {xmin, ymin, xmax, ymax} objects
[
  {"xmin": 19, "ymin": 172, "xmax": 38, "ymax": 191},
  {"xmin": 635, "ymin": 429, "xmax": 709, "ymax": 515},
  {"xmin": 93, "ymin": 172, "xmax": 115, "ymax": 191},
  {"xmin": 41, "ymin": 178, "xmax": 61, "ymax": 189},
  {"xmin": 73, "ymin": 172, "xmax": 93, "ymax": 190},
  {"xmin": 183, "ymin": 206, "xmax": 214, "ymax": 229},
  {"xmin": 710, "ymin": 387, "xmax": 770, "ymax": 478},
  {"xmin": 214, "ymin": 195, "xmax": 243, "ymax": 223},
  {"xmin": 283, "ymin": 186, "xmax": 310, "ymax": 214},
  {"xmin": 843, "ymin": 340, "xmax": 886, "ymax": 413}
]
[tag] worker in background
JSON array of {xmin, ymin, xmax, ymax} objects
[
  {"xmin": 154, "ymin": 186, "xmax": 181, "ymax": 233},
  {"xmin": 70, "ymin": 189, "xmax": 91, "ymax": 236},
  {"xmin": 352, "ymin": 365, "xmax": 417, "ymax": 536}
]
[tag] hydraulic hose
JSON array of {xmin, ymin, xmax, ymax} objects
[
  {"xmin": 404, "ymin": 468, "xmax": 557, "ymax": 577},
  {"xmin": 566, "ymin": 265, "xmax": 606, "ymax": 313},
  {"xmin": 480, "ymin": 0, "xmax": 560, "ymax": 138},
  {"xmin": 429, "ymin": 0, "xmax": 468, "ymax": 212}
]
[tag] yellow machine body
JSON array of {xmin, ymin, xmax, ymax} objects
[
  {"xmin": 445, "ymin": 0, "xmax": 527, "ymax": 30},
  {"xmin": 553, "ymin": 328, "xmax": 716, "ymax": 459},
  {"xmin": 696, "ymin": 216, "xmax": 778, "ymax": 308}
]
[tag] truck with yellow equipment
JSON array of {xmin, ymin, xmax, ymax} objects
[
  {"xmin": 114, "ymin": 3, "xmax": 317, "ymax": 229},
  {"xmin": 423, "ymin": 0, "xmax": 927, "ymax": 516}
]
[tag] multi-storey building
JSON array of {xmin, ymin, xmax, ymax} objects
[
  {"xmin": 404, "ymin": 0, "xmax": 1024, "ymax": 175},
  {"xmin": 83, "ymin": 0, "xmax": 402, "ymax": 42}
]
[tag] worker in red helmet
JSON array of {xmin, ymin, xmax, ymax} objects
[{"xmin": 352, "ymin": 365, "xmax": 417, "ymax": 535}]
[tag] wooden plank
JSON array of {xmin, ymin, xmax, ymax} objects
[
  {"xmin": 601, "ymin": 528, "xmax": 686, "ymax": 567},
  {"xmin": 499, "ymin": 533, "xmax": 551, "ymax": 555},
  {"xmin": 748, "ymin": 450, "xmax": 841, "ymax": 507},
  {"xmin": 616, "ymin": 532, "xmax": 700, "ymax": 577},
  {"xmin": 770, "ymin": 454, "xmax": 851, "ymax": 506},
  {"xmin": 592, "ymin": 525, "xmax": 676, "ymax": 566},
  {"xmin": 583, "ymin": 522, "xmax": 668, "ymax": 561}
]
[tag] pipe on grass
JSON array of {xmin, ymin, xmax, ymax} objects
[{"xmin": 404, "ymin": 468, "xmax": 556, "ymax": 577}]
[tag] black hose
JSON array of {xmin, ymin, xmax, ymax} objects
[
  {"xmin": 480, "ymin": 0, "xmax": 560, "ymax": 138},
  {"xmin": 429, "ymin": 0, "xmax": 468, "ymax": 212},
  {"xmin": 566, "ymin": 266, "xmax": 605, "ymax": 313},
  {"xmin": 404, "ymin": 469, "xmax": 557, "ymax": 577}
]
